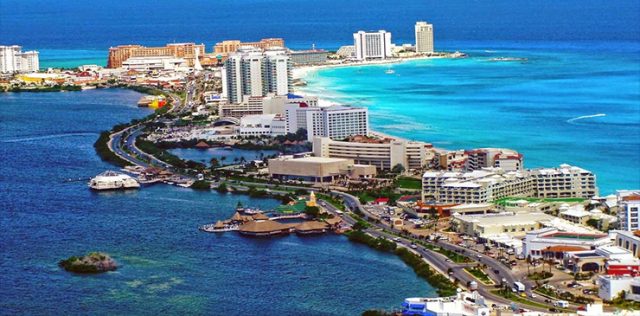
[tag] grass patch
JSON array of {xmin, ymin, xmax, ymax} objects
[
  {"xmin": 495, "ymin": 197, "xmax": 585, "ymax": 206},
  {"xmin": 464, "ymin": 267, "xmax": 493, "ymax": 284},
  {"xmin": 491, "ymin": 290, "xmax": 555, "ymax": 310},
  {"xmin": 396, "ymin": 177, "xmax": 422, "ymax": 190}
]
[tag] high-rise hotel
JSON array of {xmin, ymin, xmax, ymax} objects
[
  {"xmin": 353, "ymin": 30, "xmax": 392, "ymax": 61},
  {"xmin": 415, "ymin": 21, "xmax": 434, "ymax": 53},
  {"xmin": 0, "ymin": 45, "xmax": 39, "ymax": 73},
  {"xmin": 222, "ymin": 47, "xmax": 292, "ymax": 104}
]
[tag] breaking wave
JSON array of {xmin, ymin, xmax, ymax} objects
[
  {"xmin": 1, "ymin": 132, "xmax": 98, "ymax": 143},
  {"xmin": 567, "ymin": 113, "xmax": 606, "ymax": 124}
]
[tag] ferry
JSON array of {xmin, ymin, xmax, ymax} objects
[{"xmin": 89, "ymin": 171, "xmax": 140, "ymax": 190}]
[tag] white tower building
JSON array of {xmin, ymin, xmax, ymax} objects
[
  {"xmin": 0, "ymin": 45, "xmax": 40, "ymax": 73},
  {"xmin": 415, "ymin": 21, "xmax": 434, "ymax": 53},
  {"xmin": 353, "ymin": 30, "xmax": 392, "ymax": 61}
]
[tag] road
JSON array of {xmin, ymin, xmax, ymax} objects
[{"xmin": 328, "ymin": 191, "xmax": 552, "ymax": 312}]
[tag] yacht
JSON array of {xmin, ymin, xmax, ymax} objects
[{"xmin": 88, "ymin": 171, "xmax": 140, "ymax": 190}]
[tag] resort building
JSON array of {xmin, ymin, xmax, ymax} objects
[
  {"xmin": 0, "ymin": 45, "xmax": 39, "ymax": 73},
  {"xmin": 422, "ymin": 164, "xmax": 598, "ymax": 204},
  {"xmin": 284, "ymin": 104, "xmax": 368, "ymax": 141},
  {"xmin": 107, "ymin": 43, "xmax": 206, "ymax": 68},
  {"xmin": 559, "ymin": 204, "xmax": 617, "ymax": 230},
  {"xmin": 563, "ymin": 245, "xmax": 640, "ymax": 275},
  {"xmin": 268, "ymin": 156, "xmax": 376, "ymax": 183},
  {"xmin": 598, "ymin": 275, "xmax": 640, "ymax": 302},
  {"xmin": 121, "ymin": 56, "xmax": 187, "ymax": 71},
  {"xmin": 529, "ymin": 164, "xmax": 598, "ymax": 199},
  {"xmin": 313, "ymin": 135, "xmax": 430, "ymax": 171},
  {"xmin": 213, "ymin": 38, "xmax": 285, "ymax": 55},
  {"xmin": 522, "ymin": 228, "xmax": 611, "ymax": 259},
  {"xmin": 353, "ymin": 30, "xmax": 392, "ymax": 60},
  {"xmin": 613, "ymin": 230, "xmax": 640, "ymax": 258},
  {"xmin": 289, "ymin": 49, "xmax": 328, "ymax": 65},
  {"xmin": 237, "ymin": 114, "xmax": 286, "ymax": 137},
  {"xmin": 422, "ymin": 168, "xmax": 534, "ymax": 204},
  {"xmin": 414, "ymin": 21, "xmax": 434, "ymax": 53},
  {"xmin": 464, "ymin": 148, "xmax": 523, "ymax": 171},
  {"xmin": 618, "ymin": 190, "xmax": 640, "ymax": 231},
  {"xmin": 452, "ymin": 212, "xmax": 554, "ymax": 238},
  {"xmin": 222, "ymin": 47, "xmax": 292, "ymax": 104}
]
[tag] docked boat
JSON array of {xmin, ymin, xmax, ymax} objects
[
  {"xmin": 88, "ymin": 171, "xmax": 140, "ymax": 190},
  {"xmin": 81, "ymin": 85, "xmax": 96, "ymax": 90}
]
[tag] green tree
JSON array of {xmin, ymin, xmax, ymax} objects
[{"xmin": 391, "ymin": 163, "xmax": 405, "ymax": 174}]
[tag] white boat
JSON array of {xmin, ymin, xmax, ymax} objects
[
  {"xmin": 81, "ymin": 85, "xmax": 96, "ymax": 90},
  {"xmin": 88, "ymin": 171, "xmax": 140, "ymax": 190},
  {"xmin": 385, "ymin": 68, "xmax": 395, "ymax": 74}
]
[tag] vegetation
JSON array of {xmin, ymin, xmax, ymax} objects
[
  {"xmin": 395, "ymin": 247, "xmax": 458, "ymax": 297},
  {"xmin": 137, "ymin": 137, "xmax": 206, "ymax": 170},
  {"xmin": 304, "ymin": 205, "xmax": 321, "ymax": 218},
  {"xmin": 191, "ymin": 180, "xmax": 211, "ymax": 190},
  {"xmin": 94, "ymin": 131, "xmax": 132, "ymax": 167},
  {"xmin": 59, "ymin": 252, "xmax": 117, "ymax": 274},
  {"xmin": 465, "ymin": 266, "xmax": 493, "ymax": 284},
  {"xmin": 396, "ymin": 177, "xmax": 422, "ymax": 190},
  {"xmin": 607, "ymin": 291, "xmax": 640, "ymax": 310},
  {"xmin": 491, "ymin": 289, "xmax": 553, "ymax": 310},
  {"xmin": 7, "ymin": 85, "xmax": 82, "ymax": 93},
  {"xmin": 391, "ymin": 163, "xmax": 406, "ymax": 174},
  {"xmin": 216, "ymin": 182, "xmax": 228, "ymax": 193},
  {"xmin": 528, "ymin": 271, "xmax": 553, "ymax": 280},
  {"xmin": 347, "ymin": 230, "xmax": 397, "ymax": 252}
]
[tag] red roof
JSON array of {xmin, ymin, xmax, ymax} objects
[{"xmin": 374, "ymin": 198, "xmax": 390, "ymax": 204}]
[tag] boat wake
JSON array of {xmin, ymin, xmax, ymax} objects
[
  {"xmin": 0, "ymin": 132, "xmax": 98, "ymax": 143},
  {"xmin": 567, "ymin": 113, "xmax": 606, "ymax": 124}
]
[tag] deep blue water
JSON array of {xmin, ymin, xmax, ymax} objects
[
  {"xmin": 2, "ymin": 0, "xmax": 639, "ymax": 66},
  {"xmin": 0, "ymin": 90, "xmax": 432, "ymax": 315},
  {"xmin": 299, "ymin": 44, "xmax": 640, "ymax": 194}
]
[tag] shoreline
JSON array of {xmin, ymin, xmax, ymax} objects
[{"xmin": 292, "ymin": 54, "xmax": 457, "ymax": 80}]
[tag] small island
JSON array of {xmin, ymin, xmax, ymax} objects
[{"xmin": 59, "ymin": 252, "xmax": 117, "ymax": 273}]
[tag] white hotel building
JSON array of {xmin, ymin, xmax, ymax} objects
[
  {"xmin": 617, "ymin": 190, "xmax": 640, "ymax": 231},
  {"xmin": 353, "ymin": 30, "xmax": 392, "ymax": 61},
  {"xmin": 0, "ymin": 45, "xmax": 39, "ymax": 73},
  {"xmin": 284, "ymin": 104, "xmax": 368, "ymax": 141},
  {"xmin": 415, "ymin": 21, "xmax": 434, "ymax": 53},
  {"xmin": 222, "ymin": 47, "xmax": 292, "ymax": 104},
  {"xmin": 313, "ymin": 136, "xmax": 430, "ymax": 171},
  {"xmin": 422, "ymin": 164, "xmax": 598, "ymax": 204}
]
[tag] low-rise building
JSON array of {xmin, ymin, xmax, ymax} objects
[
  {"xmin": 452, "ymin": 212, "xmax": 554, "ymax": 238},
  {"xmin": 237, "ymin": 114, "xmax": 286, "ymax": 137},
  {"xmin": 268, "ymin": 156, "xmax": 376, "ymax": 183},
  {"xmin": 613, "ymin": 230, "xmax": 640, "ymax": 258},
  {"xmin": 563, "ymin": 245, "xmax": 640, "ymax": 275},
  {"xmin": 121, "ymin": 56, "xmax": 187, "ymax": 71},
  {"xmin": 289, "ymin": 49, "xmax": 328, "ymax": 65},
  {"xmin": 522, "ymin": 228, "xmax": 610, "ymax": 260},
  {"xmin": 313, "ymin": 135, "xmax": 430, "ymax": 171},
  {"xmin": 598, "ymin": 275, "xmax": 640, "ymax": 302}
]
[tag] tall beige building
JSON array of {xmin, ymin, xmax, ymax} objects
[{"xmin": 415, "ymin": 21, "xmax": 434, "ymax": 53}]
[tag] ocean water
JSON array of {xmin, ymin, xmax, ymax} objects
[
  {"xmin": 0, "ymin": 90, "xmax": 432, "ymax": 315},
  {"xmin": 298, "ymin": 42, "xmax": 640, "ymax": 194},
  {"xmin": 2, "ymin": 0, "xmax": 639, "ymax": 66}
]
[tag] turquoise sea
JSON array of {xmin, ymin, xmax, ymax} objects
[{"xmin": 298, "ymin": 42, "xmax": 640, "ymax": 194}]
